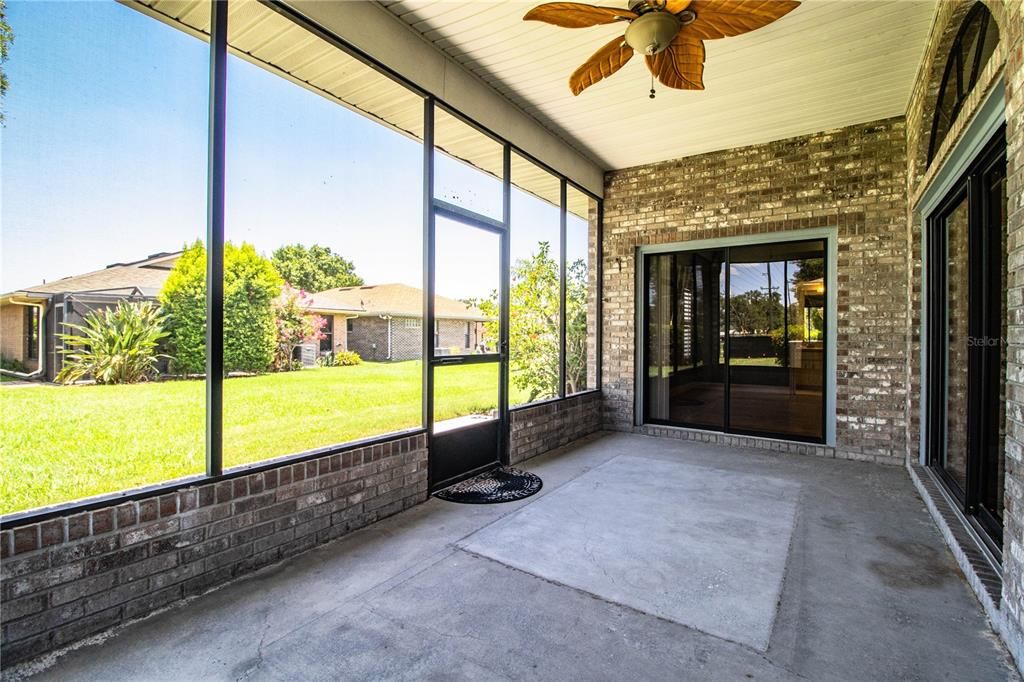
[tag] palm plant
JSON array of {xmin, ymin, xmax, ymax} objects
[{"xmin": 56, "ymin": 301, "xmax": 170, "ymax": 385}]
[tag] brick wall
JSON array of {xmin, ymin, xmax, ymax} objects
[
  {"xmin": 0, "ymin": 304, "xmax": 37, "ymax": 373},
  {"xmin": 347, "ymin": 316, "xmax": 391, "ymax": 361},
  {"xmin": 327, "ymin": 314, "xmax": 349, "ymax": 353},
  {"xmin": 601, "ymin": 117, "xmax": 909, "ymax": 464},
  {"xmin": 435, "ymin": 318, "xmax": 481, "ymax": 354},
  {"xmin": 347, "ymin": 316, "xmax": 423, "ymax": 362},
  {"xmin": 345, "ymin": 316, "xmax": 479, "ymax": 362},
  {"xmin": 997, "ymin": 0, "xmax": 1024, "ymax": 668},
  {"xmin": 509, "ymin": 391, "xmax": 602, "ymax": 465},
  {"xmin": 393, "ymin": 318, "xmax": 423, "ymax": 360},
  {"xmin": 0, "ymin": 433, "xmax": 428, "ymax": 665}
]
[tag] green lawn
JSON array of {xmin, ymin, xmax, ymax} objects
[{"xmin": 1, "ymin": 362, "xmax": 522, "ymax": 514}]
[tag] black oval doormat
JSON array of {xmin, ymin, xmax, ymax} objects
[{"xmin": 434, "ymin": 467, "xmax": 542, "ymax": 504}]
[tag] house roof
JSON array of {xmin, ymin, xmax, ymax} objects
[
  {"xmin": 309, "ymin": 283, "xmax": 489, "ymax": 321},
  {"xmin": 4, "ymin": 253, "xmax": 485, "ymax": 322},
  {"xmin": 4, "ymin": 252, "xmax": 182, "ymax": 299}
]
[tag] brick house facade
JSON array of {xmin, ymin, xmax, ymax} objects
[
  {"xmin": 311, "ymin": 284, "xmax": 489, "ymax": 362},
  {"xmin": 603, "ymin": 117, "xmax": 909, "ymax": 464}
]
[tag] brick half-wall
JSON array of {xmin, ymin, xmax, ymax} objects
[
  {"xmin": 509, "ymin": 391, "xmax": 603, "ymax": 465},
  {"xmin": 601, "ymin": 116, "xmax": 909, "ymax": 464},
  {"xmin": 0, "ymin": 433, "xmax": 428, "ymax": 665}
]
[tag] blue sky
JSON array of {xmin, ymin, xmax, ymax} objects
[{"xmin": 2, "ymin": 1, "xmax": 581, "ymax": 300}]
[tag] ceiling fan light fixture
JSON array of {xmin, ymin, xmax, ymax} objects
[{"xmin": 624, "ymin": 11, "xmax": 680, "ymax": 56}]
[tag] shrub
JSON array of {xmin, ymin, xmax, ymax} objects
[
  {"xmin": 159, "ymin": 241, "xmax": 283, "ymax": 375},
  {"xmin": 316, "ymin": 350, "xmax": 361, "ymax": 367},
  {"xmin": 0, "ymin": 355, "xmax": 26, "ymax": 373},
  {"xmin": 770, "ymin": 324, "xmax": 810, "ymax": 364},
  {"xmin": 159, "ymin": 241, "xmax": 206, "ymax": 374},
  {"xmin": 273, "ymin": 285, "xmax": 326, "ymax": 372},
  {"xmin": 56, "ymin": 301, "xmax": 169, "ymax": 385},
  {"xmin": 334, "ymin": 350, "xmax": 361, "ymax": 366},
  {"xmin": 224, "ymin": 243, "xmax": 283, "ymax": 373}
]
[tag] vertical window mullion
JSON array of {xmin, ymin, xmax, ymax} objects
[
  {"xmin": 559, "ymin": 179, "xmax": 567, "ymax": 397},
  {"xmin": 723, "ymin": 248, "xmax": 731, "ymax": 432},
  {"xmin": 205, "ymin": 0, "xmax": 228, "ymax": 478},
  {"xmin": 422, "ymin": 97, "xmax": 434, "ymax": 437},
  {"xmin": 500, "ymin": 144, "xmax": 511, "ymax": 464},
  {"xmin": 596, "ymin": 200, "xmax": 604, "ymax": 390}
]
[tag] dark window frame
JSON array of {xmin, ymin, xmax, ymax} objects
[
  {"xmin": 23, "ymin": 306, "xmax": 39, "ymax": 360},
  {"xmin": 320, "ymin": 315, "xmax": 334, "ymax": 353},
  {"xmin": 925, "ymin": 126, "xmax": 1007, "ymax": 553}
]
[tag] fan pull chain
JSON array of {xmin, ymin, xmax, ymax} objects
[{"xmin": 649, "ymin": 72, "xmax": 656, "ymax": 100}]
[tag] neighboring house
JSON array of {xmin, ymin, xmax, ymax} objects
[
  {"xmin": 308, "ymin": 283, "xmax": 489, "ymax": 362},
  {"xmin": 0, "ymin": 254, "xmax": 487, "ymax": 380},
  {"xmin": 0, "ymin": 252, "xmax": 182, "ymax": 381}
]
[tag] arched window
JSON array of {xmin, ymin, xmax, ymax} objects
[{"xmin": 927, "ymin": 3, "xmax": 999, "ymax": 164}]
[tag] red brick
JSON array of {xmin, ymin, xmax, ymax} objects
[
  {"xmin": 91, "ymin": 508, "xmax": 114, "ymax": 535},
  {"xmin": 12, "ymin": 526, "xmax": 39, "ymax": 554}
]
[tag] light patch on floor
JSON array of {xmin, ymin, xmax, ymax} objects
[{"xmin": 460, "ymin": 454, "xmax": 800, "ymax": 651}]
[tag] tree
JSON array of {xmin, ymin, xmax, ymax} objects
[
  {"xmin": 728, "ymin": 289, "xmax": 783, "ymax": 334},
  {"xmin": 272, "ymin": 285, "xmax": 326, "ymax": 371},
  {"xmin": 564, "ymin": 258, "xmax": 589, "ymax": 394},
  {"xmin": 479, "ymin": 242, "xmax": 589, "ymax": 402},
  {"xmin": 271, "ymin": 244, "xmax": 362, "ymax": 293},
  {"xmin": 791, "ymin": 258, "xmax": 824, "ymax": 282},
  {"xmin": 159, "ymin": 241, "xmax": 283, "ymax": 375},
  {"xmin": 0, "ymin": 1, "xmax": 13, "ymax": 125}
]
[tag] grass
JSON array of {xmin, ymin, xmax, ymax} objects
[{"xmin": 1, "ymin": 361, "xmax": 524, "ymax": 515}]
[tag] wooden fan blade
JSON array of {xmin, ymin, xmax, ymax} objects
[
  {"xmin": 664, "ymin": 0, "xmax": 693, "ymax": 13},
  {"xmin": 687, "ymin": 0, "xmax": 799, "ymax": 40},
  {"xmin": 570, "ymin": 35, "xmax": 635, "ymax": 95},
  {"xmin": 524, "ymin": 2, "xmax": 637, "ymax": 28},
  {"xmin": 644, "ymin": 33, "xmax": 705, "ymax": 90}
]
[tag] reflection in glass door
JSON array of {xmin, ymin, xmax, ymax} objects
[
  {"xmin": 645, "ymin": 250, "xmax": 725, "ymax": 430},
  {"xmin": 728, "ymin": 243, "xmax": 825, "ymax": 440},
  {"xmin": 644, "ymin": 239, "xmax": 827, "ymax": 442}
]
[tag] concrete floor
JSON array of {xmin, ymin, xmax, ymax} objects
[{"xmin": 7, "ymin": 433, "xmax": 1018, "ymax": 681}]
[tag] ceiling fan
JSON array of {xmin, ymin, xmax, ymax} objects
[{"xmin": 523, "ymin": 0, "xmax": 800, "ymax": 96}]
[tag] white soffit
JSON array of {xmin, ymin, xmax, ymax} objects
[{"xmin": 379, "ymin": 0, "xmax": 938, "ymax": 170}]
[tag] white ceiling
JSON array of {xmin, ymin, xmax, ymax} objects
[{"xmin": 379, "ymin": 0, "xmax": 937, "ymax": 170}]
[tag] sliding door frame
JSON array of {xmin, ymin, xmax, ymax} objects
[
  {"xmin": 636, "ymin": 228, "xmax": 838, "ymax": 446},
  {"xmin": 924, "ymin": 127, "xmax": 1006, "ymax": 549}
]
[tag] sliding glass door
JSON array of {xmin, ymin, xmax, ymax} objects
[
  {"xmin": 644, "ymin": 239, "xmax": 827, "ymax": 442},
  {"xmin": 645, "ymin": 249, "xmax": 726, "ymax": 430},
  {"xmin": 926, "ymin": 128, "xmax": 1007, "ymax": 549}
]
